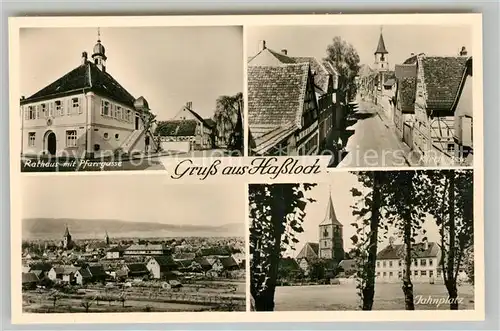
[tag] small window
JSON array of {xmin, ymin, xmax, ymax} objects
[
  {"xmin": 382, "ymin": 261, "xmax": 386, "ymax": 268},
  {"xmin": 376, "ymin": 261, "xmax": 380, "ymax": 268},
  {"xmin": 101, "ymin": 100, "xmax": 110, "ymax": 116},
  {"xmin": 398, "ymin": 260, "xmax": 402, "ymax": 267},
  {"xmin": 389, "ymin": 272, "xmax": 393, "ymax": 277},
  {"xmin": 55, "ymin": 100, "xmax": 63, "ymax": 116},
  {"xmin": 115, "ymin": 133, "xmax": 120, "ymax": 140},
  {"xmin": 414, "ymin": 270, "xmax": 418, "ymax": 276},
  {"xmin": 429, "ymin": 259, "xmax": 433, "ymax": 266},
  {"xmin": 420, "ymin": 259, "xmax": 426, "ymax": 267},
  {"xmin": 28, "ymin": 106, "xmax": 36, "ymax": 120},
  {"xmin": 66, "ymin": 130, "xmax": 77, "ymax": 147},
  {"xmin": 41, "ymin": 103, "xmax": 47, "ymax": 117},
  {"xmin": 376, "ymin": 272, "xmax": 380, "ymax": 276},
  {"xmin": 389, "ymin": 261, "xmax": 393, "ymax": 267},
  {"xmin": 72, "ymin": 98, "xmax": 79, "ymax": 109},
  {"xmin": 383, "ymin": 272, "xmax": 386, "ymax": 277},
  {"xmin": 103, "ymin": 132, "xmax": 109, "ymax": 139},
  {"xmin": 28, "ymin": 132, "xmax": 36, "ymax": 147},
  {"xmin": 429, "ymin": 270, "xmax": 434, "ymax": 277},
  {"xmin": 421, "ymin": 270, "xmax": 427, "ymax": 276}
]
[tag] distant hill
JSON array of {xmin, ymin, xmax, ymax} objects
[{"xmin": 22, "ymin": 218, "xmax": 243, "ymax": 240}]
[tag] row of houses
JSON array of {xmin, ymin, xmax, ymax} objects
[
  {"xmin": 22, "ymin": 254, "xmax": 243, "ymax": 289},
  {"xmin": 359, "ymin": 43, "xmax": 473, "ymax": 166},
  {"xmin": 247, "ymin": 41, "xmax": 342, "ymax": 156}
]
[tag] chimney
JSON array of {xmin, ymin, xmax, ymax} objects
[
  {"xmin": 281, "ymin": 49, "xmax": 288, "ymax": 55},
  {"xmin": 389, "ymin": 237, "xmax": 395, "ymax": 248},
  {"xmin": 423, "ymin": 241, "xmax": 429, "ymax": 250},
  {"xmin": 81, "ymin": 51, "xmax": 88, "ymax": 65},
  {"xmin": 260, "ymin": 40, "xmax": 267, "ymax": 51},
  {"xmin": 459, "ymin": 46, "xmax": 468, "ymax": 56},
  {"xmin": 410, "ymin": 52, "xmax": 415, "ymax": 57},
  {"xmin": 186, "ymin": 101, "xmax": 192, "ymax": 109}
]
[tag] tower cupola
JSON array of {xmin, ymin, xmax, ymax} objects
[{"xmin": 92, "ymin": 28, "xmax": 107, "ymax": 71}]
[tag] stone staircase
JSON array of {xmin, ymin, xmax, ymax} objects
[{"xmin": 116, "ymin": 130, "xmax": 143, "ymax": 156}]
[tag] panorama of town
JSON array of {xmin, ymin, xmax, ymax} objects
[{"xmin": 22, "ymin": 226, "xmax": 246, "ymax": 313}]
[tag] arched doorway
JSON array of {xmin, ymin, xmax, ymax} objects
[{"xmin": 45, "ymin": 131, "xmax": 57, "ymax": 156}]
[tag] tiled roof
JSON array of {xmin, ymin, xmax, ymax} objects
[
  {"xmin": 88, "ymin": 265, "xmax": 106, "ymax": 277},
  {"xmin": 174, "ymin": 252, "xmax": 196, "ymax": 261},
  {"xmin": 195, "ymin": 257, "xmax": 212, "ymax": 268},
  {"xmin": 77, "ymin": 268, "xmax": 92, "ymax": 278},
  {"xmin": 126, "ymin": 244, "xmax": 167, "ymax": 251},
  {"xmin": 107, "ymin": 245, "xmax": 128, "ymax": 253},
  {"xmin": 22, "ymin": 272, "xmax": 39, "ymax": 284},
  {"xmin": 293, "ymin": 57, "xmax": 330, "ymax": 92},
  {"xmin": 377, "ymin": 242, "xmax": 440, "ymax": 260},
  {"xmin": 156, "ymin": 120, "xmax": 198, "ymax": 136},
  {"xmin": 21, "ymin": 61, "xmax": 137, "ymax": 108},
  {"xmin": 398, "ymin": 76, "xmax": 417, "ymax": 114},
  {"xmin": 125, "ymin": 263, "xmax": 149, "ymax": 273},
  {"xmin": 248, "ymin": 63, "xmax": 309, "ymax": 139},
  {"xmin": 296, "ymin": 242, "xmax": 319, "ymax": 260},
  {"xmin": 421, "ymin": 56, "xmax": 469, "ymax": 111},
  {"xmin": 29, "ymin": 262, "xmax": 52, "ymax": 272},
  {"xmin": 267, "ymin": 48, "xmax": 297, "ymax": 64},
  {"xmin": 219, "ymin": 256, "xmax": 239, "ymax": 269},
  {"xmin": 151, "ymin": 255, "xmax": 176, "ymax": 267},
  {"xmin": 395, "ymin": 64, "xmax": 417, "ymax": 79}
]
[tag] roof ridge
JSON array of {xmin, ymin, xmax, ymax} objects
[{"xmin": 295, "ymin": 64, "xmax": 310, "ymax": 129}]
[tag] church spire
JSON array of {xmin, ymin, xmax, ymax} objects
[
  {"xmin": 375, "ymin": 26, "xmax": 389, "ymax": 55},
  {"xmin": 319, "ymin": 191, "xmax": 342, "ymax": 226},
  {"xmin": 92, "ymin": 27, "xmax": 107, "ymax": 71}
]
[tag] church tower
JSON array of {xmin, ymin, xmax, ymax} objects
[
  {"xmin": 374, "ymin": 27, "xmax": 389, "ymax": 71},
  {"xmin": 63, "ymin": 224, "xmax": 72, "ymax": 249},
  {"xmin": 318, "ymin": 191, "xmax": 344, "ymax": 263},
  {"xmin": 92, "ymin": 28, "xmax": 107, "ymax": 72},
  {"xmin": 104, "ymin": 230, "xmax": 110, "ymax": 245}
]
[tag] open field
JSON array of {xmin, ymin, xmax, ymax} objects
[
  {"xmin": 23, "ymin": 279, "xmax": 245, "ymax": 313},
  {"xmin": 275, "ymin": 282, "xmax": 474, "ymax": 311}
]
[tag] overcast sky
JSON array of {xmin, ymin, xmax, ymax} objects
[
  {"xmin": 247, "ymin": 25, "xmax": 472, "ymax": 69},
  {"xmin": 284, "ymin": 172, "xmax": 440, "ymax": 257},
  {"xmin": 21, "ymin": 175, "xmax": 244, "ymax": 226},
  {"xmin": 20, "ymin": 26, "xmax": 243, "ymax": 120}
]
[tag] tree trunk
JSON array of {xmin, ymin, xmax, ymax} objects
[
  {"xmin": 362, "ymin": 171, "xmax": 381, "ymax": 310},
  {"xmin": 402, "ymin": 214, "xmax": 415, "ymax": 310},
  {"xmin": 446, "ymin": 171, "xmax": 458, "ymax": 310}
]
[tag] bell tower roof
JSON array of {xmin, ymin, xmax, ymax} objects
[
  {"xmin": 319, "ymin": 193, "xmax": 342, "ymax": 226},
  {"xmin": 375, "ymin": 27, "xmax": 389, "ymax": 55},
  {"xmin": 64, "ymin": 224, "xmax": 71, "ymax": 237}
]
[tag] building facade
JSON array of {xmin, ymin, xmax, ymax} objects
[
  {"xmin": 156, "ymin": 102, "xmax": 215, "ymax": 152},
  {"xmin": 412, "ymin": 53, "xmax": 471, "ymax": 166},
  {"xmin": 20, "ymin": 32, "xmax": 157, "ymax": 159},
  {"xmin": 247, "ymin": 42, "xmax": 339, "ymax": 156}
]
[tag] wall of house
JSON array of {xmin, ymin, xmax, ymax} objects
[
  {"xmin": 88, "ymin": 93, "xmax": 139, "ymax": 157},
  {"xmin": 453, "ymin": 75, "xmax": 473, "ymax": 157},
  {"xmin": 161, "ymin": 141, "xmax": 191, "ymax": 153},
  {"xmin": 21, "ymin": 93, "xmax": 88, "ymax": 157},
  {"xmin": 413, "ymin": 57, "xmax": 431, "ymax": 160},
  {"xmin": 375, "ymin": 256, "xmax": 441, "ymax": 283}
]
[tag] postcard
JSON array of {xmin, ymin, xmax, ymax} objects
[{"xmin": 9, "ymin": 13, "xmax": 483, "ymax": 324}]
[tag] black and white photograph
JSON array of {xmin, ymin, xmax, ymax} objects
[
  {"xmin": 19, "ymin": 26, "xmax": 244, "ymax": 172},
  {"xmin": 247, "ymin": 25, "xmax": 475, "ymax": 168},
  {"xmin": 249, "ymin": 170, "xmax": 475, "ymax": 311},
  {"xmin": 20, "ymin": 176, "xmax": 246, "ymax": 313}
]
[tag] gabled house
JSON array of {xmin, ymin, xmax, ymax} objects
[
  {"xmin": 106, "ymin": 245, "xmax": 127, "ymax": 260},
  {"xmin": 22, "ymin": 272, "xmax": 39, "ymax": 290},
  {"xmin": 123, "ymin": 263, "xmax": 150, "ymax": 279},
  {"xmin": 47, "ymin": 266, "xmax": 79, "ymax": 283},
  {"xmin": 74, "ymin": 264, "xmax": 107, "ymax": 285},
  {"xmin": 146, "ymin": 255, "xmax": 177, "ymax": 279},
  {"xmin": 20, "ymin": 33, "xmax": 157, "ymax": 159},
  {"xmin": 156, "ymin": 102, "xmax": 215, "ymax": 153},
  {"xmin": 295, "ymin": 242, "xmax": 319, "ymax": 275},
  {"xmin": 412, "ymin": 53, "xmax": 471, "ymax": 166},
  {"xmin": 123, "ymin": 243, "xmax": 170, "ymax": 257},
  {"xmin": 248, "ymin": 42, "xmax": 338, "ymax": 154},
  {"xmin": 248, "ymin": 64, "xmax": 320, "ymax": 156},
  {"xmin": 375, "ymin": 240, "xmax": 444, "ymax": 284}
]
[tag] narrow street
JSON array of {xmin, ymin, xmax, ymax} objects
[{"xmin": 337, "ymin": 99, "xmax": 410, "ymax": 168}]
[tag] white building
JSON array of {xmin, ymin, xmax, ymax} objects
[
  {"xmin": 20, "ymin": 31, "xmax": 157, "ymax": 159},
  {"xmin": 376, "ymin": 240, "xmax": 444, "ymax": 284}
]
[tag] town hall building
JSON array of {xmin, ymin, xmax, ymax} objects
[{"xmin": 20, "ymin": 30, "xmax": 157, "ymax": 159}]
